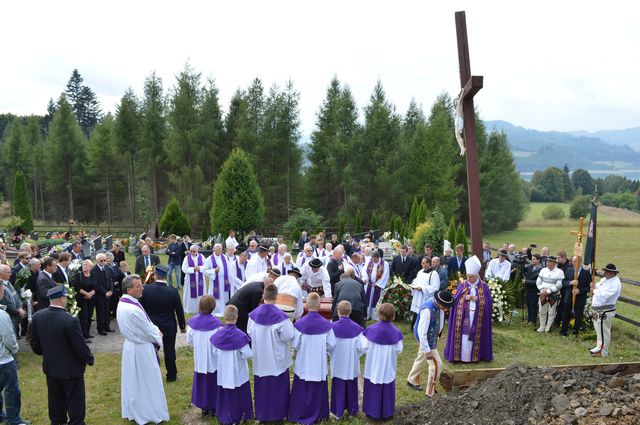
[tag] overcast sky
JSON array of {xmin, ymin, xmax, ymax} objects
[{"xmin": 2, "ymin": 0, "xmax": 639, "ymax": 136}]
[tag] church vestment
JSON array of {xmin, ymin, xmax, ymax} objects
[
  {"xmin": 187, "ymin": 313, "xmax": 222, "ymax": 413},
  {"xmin": 182, "ymin": 253, "xmax": 207, "ymax": 314},
  {"xmin": 270, "ymin": 251, "xmax": 288, "ymax": 271},
  {"xmin": 247, "ymin": 304, "xmax": 295, "ymax": 422},
  {"xmin": 409, "ymin": 269, "xmax": 440, "ymax": 315},
  {"xmin": 330, "ymin": 317, "xmax": 364, "ymax": 419},
  {"xmin": 204, "ymin": 253, "xmax": 233, "ymax": 316},
  {"xmin": 361, "ymin": 321, "xmax": 403, "ymax": 420},
  {"xmin": 362, "ymin": 258, "xmax": 389, "ymax": 320},
  {"xmin": 289, "ymin": 312, "xmax": 336, "ymax": 424},
  {"xmin": 245, "ymin": 254, "xmax": 269, "ymax": 282},
  {"xmin": 210, "ymin": 324, "xmax": 254, "ymax": 425},
  {"xmin": 117, "ymin": 295, "xmax": 169, "ymax": 424},
  {"xmin": 296, "ymin": 253, "xmax": 315, "ymax": 269}
]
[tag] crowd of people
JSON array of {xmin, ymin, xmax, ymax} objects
[{"xmin": 0, "ymin": 229, "xmax": 625, "ymax": 424}]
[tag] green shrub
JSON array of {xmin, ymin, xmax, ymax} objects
[
  {"xmin": 282, "ymin": 208, "xmax": 324, "ymax": 239},
  {"xmin": 160, "ymin": 197, "xmax": 191, "ymax": 236},
  {"xmin": 0, "ymin": 216, "xmax": 23, "ymax": 232},
  {"xmin": 542, "ymin": 204, "xmax": 565, "ymax": 220},
  {"xmin": 12, "ymin": 171, "xmax": 33, "ymax": 233},
  {"xmin": 570, "ymin": 195, "xmax": 591, "ymax": 219}
]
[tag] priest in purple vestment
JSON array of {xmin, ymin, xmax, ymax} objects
[{"xmin": 444, "ymin": 255, "xmax": 493, "ymax": 363}]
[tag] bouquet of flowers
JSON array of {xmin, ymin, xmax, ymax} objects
[
  {"xmin": 487, "ymin": 277, "xmax": 511, "ymax": 323},
  {"xmin": 14, "ymin": 267, "xmax": 32, "ymax": 292},
  {"xmin": 381, "ymin": 231, "xmax": 391, "ymax": 241},
  {"xmin": 380, "ymin": 276, "xmax": 413, "ymax": 322},
  {"xmin": 67, "ymin": 259, "xmax": 83, "ymax": 283},
  {"xmin": 63, "ymin": 283, "xmax": 81, "ymax": 318}
]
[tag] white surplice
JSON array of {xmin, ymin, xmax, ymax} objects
[
  {"xmin": 292, "ymin": 329, "xmax": 336, "ymax": 382},
  {"xmin": 273, "ymin": 275, "xmax": 304, "ymax": 319},
  {"xmin": 247, "ymin": 316, "xmax": 295, "ymax": 377},
  {"xmin": 330, "ymin": 335, "xmax": 365, "ymax": 380},
  {"xmin": 187, "ymin": 325, "xmax": 220, "ymax": 374},
  {"xmin": 360, "ymin": 334, "xmax": 403, "ymax": 385},
  {"xmin": 212, "ymin": 343, "xmax": 253, "ymax": 389},
  {"xmin": 182, "ymin": 253, "xmax": 207, "ymax": 314},
  {"xmin": 362, "ymin": 259, "xmax": 390, "ymax": 319},
  {"xmin": 245, "ymin": 254, "xmax": 269, "ymax": 281},
  {"xmin": 204, "ymin": 253, "xmax": 232, "ymax": 316},
  {"xmin": 410, "ymin": 269, "xmax": 441, "ymax": 314},
  {"xmin": 117, "ymin": 295, "xmax": 169, "ymax": 424},
  {"xmin": 295, "ymin": 253, "xmax": 315, "ymax": 269},
  {"xmin": 225, "ymin": 255, "xmax": 244, "ymax": 295},
  {"xmin": 461, "ymin": 283, "xmax": 478, "ymax": 362}
]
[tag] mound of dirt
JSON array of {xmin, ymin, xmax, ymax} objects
[{"xmin": 396, "ymin": 365, "xmax": 640, "ymax": 425}]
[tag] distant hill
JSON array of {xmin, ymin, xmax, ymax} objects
[{"xmin": 484, "ymin": 120, "xmax": 640, "ymax": 176}]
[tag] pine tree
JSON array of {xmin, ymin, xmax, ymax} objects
[
  {"xmin": 456, "ymin": 224, "xmax": 469, "ymax": 257},
  {"xmin": 199, "ymin": 78, "xmax": 228, "ymax": 183},
  {"xmin": 160, "ymin": 197, "xmax": 191, "ymax": 236},
  {"xmin": 338, "ymin": 219, "xmax": 345, "ymax": 241},
  {"xmin": 447, "ymin": 217, "xmax": 457, "ymax": 246},
  {"xmin": 408, "ymin": 197, "xmax": 418, "ymax": 232},
  {"xmin": 12, "ymin": 171, "xmax": 33, "ymax": 233},
  {"xmin": 114, "ymin": 89, "xmax": 140, "ymax": 224},
  {"xmin": 423, "ymin": 208, "xmax": 447, "ymax": 258},
  {"xmin": 23, "ymin": 117, "xmax": 45, "ymax": 220},
  {"xmin": 78, "ymin": 86, "xmax": 102, "ymax": 137},
  {"xmin": 42, "ymin": 98, "xmax": 57, "ymax": 135},
  {"xmin": 1, "ymin": 120, "xmax": 26, "ymax": 201},
  {"xmin": 210, "ymin": 149, "xmax": 264, "ymax": 236},
  {"xmin": 225, "ymin": 89, "xmax": 247, "ymax": 148},
  {"xmin": 353, "ymin": 208, "xmax": 362, "ymax": 234},
  {"xmin": 418, "ymin": 199, "xmax": 428, "ymax": 223},
  {"xmin": 370, "ymin": 210, "xmax": 379, "ymax": 230}
]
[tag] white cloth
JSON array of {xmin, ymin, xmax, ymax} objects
[
  {"xmin": 361, "ymin": 335, "xmax": 403, "ymax": 385},
  {"xmin": 330, "ymin": 335, "xmax": 364, "ymax": 380},
  {"xmin": 273, "ymin": 275, "xmax": 304, "ymax": 319},
  {"xmin": 247, "ymin": 316, "xmax": 295, "ymax": 377},
  {"xmin": 592, "ymin": 275, "xmax": 621, "ymax": 307},
  {"xmin": 182, "ymin": 253, "xmax": 207, "ymax": 314},
  {"xmin": 465, "ymin": 255, "xmax": 482, "ymax": 275},
  {"xmin": 410, "ymin": 270, "xmax": 440, "ymax": 314},
  {"xmin": 300, "ymin": 264, "xmax": 332, "ymax": 297},
  {"xmin": 296, "ymin": 254, "xmax": 315, "ymax": 269},
  {"xmin": 117, "ymin": 295, "xmax": 169, "ymax": 424},
  {"xmin": 460, "ymin": 283, "xmax": 478, "ymax": 362},
  {"xmin": 225, "ymin": 255, "xmax": 244, "ymax": 295},
  {"xmin": 292, "ymin": 329, "xmax": 336, "ymax": 381},
  {"xmin": 362, "ymin": 259, "xmax": 389, "ymax": 319},
  {"xmin": 536, "ymin": 266, "xmax": 564, "ymax": 294},
  {"xmin": 225, "ymin": 236, "xmax": 238, "ymax": 250},
  {"xmin": 245, "ymin": 254, "xmax": 269, "ymax": 281},
  {"xmin": 279, "ymin": 261, "xmax": 295, "ymax": 275},
  {"xmin": 270, "ymin": 252, "xmax": 289, "ymax": 269},
  {"xmin": 204, "ymin": 253, "xmax": 231, "ymax": 316},
  {"xmin": 212, "ymin": 343, "xmax": 252, "ymax": 389},
  {"xmin": 416, "ymin": 307, "xmax": 444, "ymax": 353},
  {"xmin": 187, "ymin": 324, "xmax": 219, "ymax": 374},
  {"xmin": 485, "ymin": 258, "xmax": 511, "ymax": 281}
]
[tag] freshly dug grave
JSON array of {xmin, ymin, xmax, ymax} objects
[{"xmin": 396, "ymin": 365, "xmax": 640, "ymax": 425}]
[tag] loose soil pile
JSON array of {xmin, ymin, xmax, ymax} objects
[{"xmin": 396, "ymin": 365, "xmax": 640, "ymax": 425}]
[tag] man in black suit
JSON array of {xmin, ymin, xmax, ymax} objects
[
  {"xmin": 447, "ymin": 244, "xmax": 467, "ymax": 279},
  {"xmin": 69, "ymin": 241, "xmax": 85, "ymax": 261},
  {"xmin": 30, "ymin": 285, "xmax": 94, "ymax": 425},
  {"xmin": 139, "ymin": 264, "xmax": 186, "ymax": 382},
  {"xmin": 106, "ymin": 252, "xmax": 125, "ymax": 318},
  {"xmin": 135, "ymin": 244, "xmax": 161, "ymax": 277},
  {"xmin": 53, "ymin": 252, "xmax": 72, "ymax": 285},
  {"xmin": 9, "ymin": 251, "xmax": 30, "ymax": 285},
  {"xmin": 92, "ymin": 253, "xmax": 114, "ymax": 335},
  {"xmin": 110, "ymin": 242, "xmax": 126, "ymax": 266},
  {"xmin": 297, "ymin": 231, "xmax": 310, "ymax": 252},
  {"xmin": 326, "ymin": 247, "xmax": 346, "ymax": 293},
  {"xmin": 228, "ymin": 275, "xmax": 270, "ymax": 333},
  {"xmin": 331, "ymin": 270, "xmax": 367, "ymax": 327},
  {"xmin": 37, "ymin": 256, "xmax": 58, "ymax": 309},
  {"xmin": 390, "ymin": 245, "xmax": 417, "ymax": 283}
]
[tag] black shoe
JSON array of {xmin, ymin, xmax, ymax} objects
[
  {"xmin": 106, "ymin": 328, "xmax": 115, "ymax": 332},
  {"xmin": 559, "ymin": 331, "xmax": 568, "ymax": 337},
  {"xmin": 167, "ymin": 376, "xmax": 177, "ymax": 382},
  {"xmin": 98, "ymin": 331, "xmax": 107, "ymax": 336},
  {"xmin": 407, "ymin": 381, "xmax": 423, "ymax": 391}
]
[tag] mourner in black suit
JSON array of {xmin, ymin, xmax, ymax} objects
[
  {"xmin": 110, "ymin": 243, "xmax": 126, "ymax": 265},
  {"xmin": 560, "ymin": 257, "xmax": 592, "ymax": 336},
  {"xmin": 447, "ymin": 244, "xmax": 467, "ymax": 279},
  {"xmin": 37, "ymin": 257, "xmax": 59, "ymax": 309},
  {"xmin": 390, "ymin": 245, "xmax": 417, "ymax": 283},
  {"xmin": 135, "ymin": 244, "xmax": 161, "ymax": 276},
  {"xmin": 73, "ymin": 262, "xmax": 98, "ymax": 340},
  {"xmin": 139, "ymin": 265, "xmax": 186, "ymax": 382},
  {"xmin": 9, "ymin": 252, "xmax": 30, "ymax": 286},
  {"xmin": 331, "ymin": 271, "xmax": 367, "ymax": 327},
  {"xmin": 30, "ymin": 285, "xmax": 94, "ymax": 425},
  {"xmin": 53, "ymin": 252, "xmax": 72, "ymax": 285},
  {"xmin": 92, "ymin": 254, "xmax": 114, "ymax": 335},
  {"xmin": 228, "ymin": 278, "xmax": 267, "ymax": 333},
  {"xmin": 326, "ymin": 249, "xmax": 346, "ymax": 293}
]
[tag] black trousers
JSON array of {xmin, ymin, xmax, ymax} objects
[
  {"xmin": 78, "ymin": 298, "xmax": 95, "ymax": 337},
  {"xmin": 162, "ymin": 331, "xmax": 177, "ymax": 379},
  {"xmin": 526, "ymin": 290, "xmax": 539, "ymax": 322},
  {"xmin": 46, "ymin": 375, "xmax": 86, "ymax": 425},
  {"xmin": 561, "ymin": 292, "xmax": 588, "ymax": 334},
  {"xmin": 94, "ymin": 295, "xmax": 110, "ymax": 332}
]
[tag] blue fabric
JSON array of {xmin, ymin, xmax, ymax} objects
[
  {"xmin": 413, "ymin": 298, "xmax": 439, "ymax": 349},
  {"xmin": 167, "ymin": 263, "xmax": 182, "ymax": 288},
  {"xmin": 0, "ymin": 360, "xmax": 24, "ymax": 424}
]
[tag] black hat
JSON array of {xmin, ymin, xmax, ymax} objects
[
  {"xmin": 546, "ymin": 255, "xmax": 558, "ymax": 263},
  {"xmin": 498, "ymin": 249, "xmax": 508, "ymax": 257},
  {"xmin": 435, "ymin": 290, "xmax": 454, "ymax": 308},
  {"xmin": 288, "ymin": 267, "xmax": 302, "ymax": 278},
  {"xmin": 258, "ymin": 245, "xmax": 270, "ymax": 253},
  {"xmin": 47, "ymin": 285, "xmax": 68, "ymax": 299},
  {"xmin": 603, "ymin": 263, "xmax": 619, "ymax": 274},
  {"xmin": 154, "ymin": 264, "xmax": 168, "ymax": 277},
  {"xmin": 269, "ymin": 268, "xmax": 281, "ymax": 277},
  {"xmin": 309, "ymin": 258, "xmax": 323, "ymax": 268}
]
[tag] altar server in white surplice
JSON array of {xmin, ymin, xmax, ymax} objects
[
  {"xmin": 210, "ymin": 305, "xmax": 254, "ymax": 425},
  {"xmin": 247, "ymin": 284, "xmax": 295, "ymax": 422},
  {"xmin": 409, "ymin": 256, "xmax": 441, "ymax": 318},
  {"xmin": 245, "ymin": 245, "xmax": 270, "ymax": 281},
  {"xmin": 330, "ymin": 301, "xmax": 365, "ymax": 420},
  {"xmin": 288, "ymin": 293, "xmax": 336, "ymax": 424},
  {"xmin": 204, "ymin": 244, "xmax": 233, "ymax": 316},
  {"xmin": 117, "ymin": 274, "xmax": 169, "ymax": 425},
  {"xmin": 182, "ymin": 245, "xmax": 207, "ymax": 314},
  {"xmin": 273, "ymin": 268, "xmax": 305, "ymax": 320},
  {"xmin": 187, "ymin": 295, "xmax": 222, "ymax": 417}
]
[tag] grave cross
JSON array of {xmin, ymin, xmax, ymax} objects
[{"xmin": 455, "ymin": 11, "xmax": 484, "ymax": 260}]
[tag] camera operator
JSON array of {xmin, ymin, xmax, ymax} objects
[{"xmin": 524, "ymin": 254, "xmax": 543, "ymax": 325}]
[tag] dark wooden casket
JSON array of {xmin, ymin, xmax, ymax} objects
[{"xmin": 303, "ymin": 298, "xmax": 333, "ymax": 320}]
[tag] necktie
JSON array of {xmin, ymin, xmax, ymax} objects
[{"xmin": 145, "ymin": 256, "xmax": 149, "ymax": 267}]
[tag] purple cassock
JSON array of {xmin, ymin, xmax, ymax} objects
[
  {"xmin": 444, "ymin": 279, "xmax": 493, "ymax": 362},
  {"xmin": 362, "ymin": 321, "xmax": 403, "ymax": 420},
  {"xmin": 188, "ymin": 314, "xmax": 222, "ymax": 411},
  {"xmin": 210, "ymin": 325, "xmax": 253, "ymax": 425},
  {"xmin": 248, "ymin": 304, "xmax": 290, "ymax": 422},
  {"xmin": 331, "ymin": 317, "xmax": 364, "ymax": 419},
  {"xmin": 289, "ymin": 312, "xmax": 332, "ymax": 425}
]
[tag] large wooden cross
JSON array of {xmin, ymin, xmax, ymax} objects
[{"xmin": 455, "ymin": 11, "xmax": 484, "ymax": 260}]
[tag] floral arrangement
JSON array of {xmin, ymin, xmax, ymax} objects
[
  {"xmin": 14, "ymin": 267, "xmax": 32, "ymax": 292},
  {"xmin": 381, "ymin": 231, "xmax": 391, "ymax": 241},
  {"xmin": 446, "ymin": 278, "xmax": 459, "ymax": 295},
  {"xmin": 380, "ymin": 276, "xmax": 413, "ymax": 322},
  {"xmin": 202, "ymin": 240, "xmax": 212, "ymax": 250},
  {"xmin": 67, "ymin": 259, "xmax": 83, "ymax": 282},
  {"xmin": 487, "ymin": 277, "xmax": 511, "ymax": 322},
  {"xmin": 63, "ymin": 283, "xmax": 81, "ymax": 318}
]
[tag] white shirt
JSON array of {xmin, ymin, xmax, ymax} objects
[
  {"xmin": 247, "ymin": 316, "xmax": 295, "ymax": 377},
  {"xmin": 273, "ymin": 275, "xmax": 304, "ymax": 319},
  {"xmin": 300, "ymin": 263, "xmax": 332, "ymax": 297},
  {"xmin": 330, "ymin": 335, "xmax": 364, "ymax": 380},
  {"xmin": 361, "ymin": 334, "xmax": 403, "ymax": 385},
  {"xmin": 410, "ymin": 269, "xmax": 440, "ymax": 313},
  {"xmin": 212, "ymin": 343, "xmax": 252, "ymax": 389},
  {"xmin": 592, "ymin": 275, "xmax": 622, "ymax": 307},
  {"xmin": 292, "ymin": 329, "xmax": 336, "ymax": 382},
  {"xmin": 296, "ymin": 254, "xmax": 315, "ymax": 269},
  {"xmin": 485, "ymin": 258, "xmax": 512, "ymax": 281},
  {"xmin": 245, "ymin": 254, "xmax": 269, "ymax": 281}
]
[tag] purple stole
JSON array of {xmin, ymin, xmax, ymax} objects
[
  {"xmin": 294, "ymin": 311, "xmax": 332, "ymax": 335},
  {"xmin": 281, "ymin": 262, "xmax": 292, "ymax": 275},
  {"xmin": 187, "ymin": 254, "xmax": 205, "ymax": 298},
  {"xmin": 365, "ymin": 261, "xmax": 383, "ymax": 307},
  {"xmin": 210, "ymin": 254, "xmax": 230, "ymax": 299},
  {"xmin": 272, "ymin": 252, "xmax": 280, "ymax": 266},
  {"xmin": 332, "ymin": 317, "xmax": 364, "ymax": 339},
  {"xmin": 362, "ymin": 321, "xmax": 403, "ymax": 345},
  {"xmin": 120, "ymin": 297, "xmax": 160, "ymax": 363},
  {"xmin": 188, "ymin": 313, "xmax": 222, "ymax": 331},
  {"xmin": 210, "ymin": 324, "xmax": 251, "ymax": 350}
]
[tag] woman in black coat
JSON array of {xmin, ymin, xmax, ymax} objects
[{"xmin": 73, "ymin": 260, "xmax": 97, "ymax": 340}]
